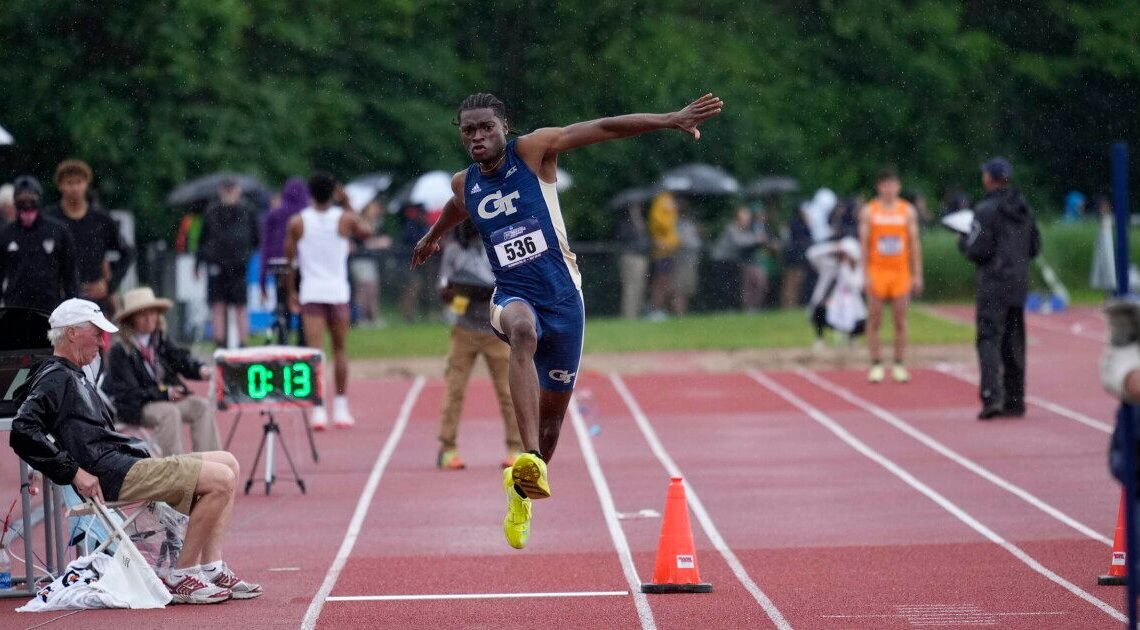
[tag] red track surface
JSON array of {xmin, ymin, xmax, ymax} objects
[{"xmin": 0, "ymin": 306, "xmax": 1129, "ymax": 628}]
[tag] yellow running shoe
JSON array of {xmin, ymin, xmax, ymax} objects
[
  {"xmin": 511, "ymin": 452, "xmax": 551, "ymax": 499},
  {"xmin": 892, "ymin": 363, "xmax": 910, "ymax": 383},
  {"xmin": 502, "ymin": 466, "xmax": 532, "ymax": 549},
  {"xmin": 868, "ymin": 363, "xmax": 885, "ymax": 383}
]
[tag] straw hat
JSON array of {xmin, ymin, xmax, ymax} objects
[{"xmin": 116, "ymin": 287, "xmax": 173, "ymax": 323}]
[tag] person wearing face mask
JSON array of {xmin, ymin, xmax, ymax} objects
[{"xmin": 0, "ymin": 175, "xmax": 79, "ymax": 312}]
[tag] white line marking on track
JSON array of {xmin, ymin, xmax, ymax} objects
[
  {"xmin": 798, "ymin": 369, "xmax": 1112, "ymax": 546},
  {"xmin": 610, "ymin": 373, "xmax": 793, "ymax": 630},
  {"xmin": 1028, "ymin": 317, "xmax": 1103, "ymax": 342},
  {"xmin": 568, "ymin": 397, "xmax": 657, "ymax": 629},
  {"xmin": 327, "ymin": 590, "xmax": 630, "ymax": 602},
  {"xmin": 932, "ymin": 365, "xmax": 1113, "ymax": 433},
  {"xmin": 748, "ymin": 370, "xmax": 1126, "ymax": 624},
  {"xmin": 923, "ymin": 306, "xmax": 1105, "ymax": 343},
  {"xmin": 301, "ymin": 376, "xmax": 426, "ymax": 630}
]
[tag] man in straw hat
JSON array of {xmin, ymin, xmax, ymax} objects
[
  {"xmin": 11, "ymin": 298, "xmax": 260, "ymax": 603},
  {"xmin": 102, "ymin": 287, "xmax": 220, "ymax": 456}
]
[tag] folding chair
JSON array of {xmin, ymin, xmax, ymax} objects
[
  {"xmin": 63, "ymin": 498, "xmax": 173, "ymax": 608},
  {"xmin": 63, "ymin": 491, "xmax": 183, "ymax": 577}
]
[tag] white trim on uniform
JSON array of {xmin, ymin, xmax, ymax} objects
[{"xmin": 538, "ymin": 180, "xmax": 582, "ymax": 290}]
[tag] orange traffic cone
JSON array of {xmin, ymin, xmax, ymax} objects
[
  {"xmin": 641, "ymin": 477, "xmax": 713, "ymax": 593},
  {"xmin": 1099, "ymin": 489, "xmax": 1127, "ymax": 586}
]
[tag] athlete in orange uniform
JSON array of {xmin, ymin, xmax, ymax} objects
[{"xmin": 859, "ymin": 167, "xmax": 923, "ymax": 383}]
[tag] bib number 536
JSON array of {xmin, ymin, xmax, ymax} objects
[{"xmin": 502, "ymin": 236, "xmax": 538, "ymax": 261}]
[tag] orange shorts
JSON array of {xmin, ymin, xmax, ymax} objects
[{"xmin": 868, "ymin": 268, "xmax": 911, "ymax": 300}]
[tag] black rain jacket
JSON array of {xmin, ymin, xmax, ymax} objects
[
  {"xmin": 9, "ymin": 356, "xmax": 148, "ymax": 500},
  {"xmin": 102, "ymin": 331, "xmax": 205, "ymax": 425},
  {"xmin": 958, "ymin": 187, "xmax": 1042, "ymax": 308},
  {"xmin": 0, "ymin": 215, "xmax": 79, "ymax": 312}
]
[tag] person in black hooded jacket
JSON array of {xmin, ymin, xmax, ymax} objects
[
  {"xmin": 0, "ymin": 176, "xmax": 79, "ymax": 312},
  {"xmin": 959, "ymin": 157, "xmax": 1041, "ymax": 420}
]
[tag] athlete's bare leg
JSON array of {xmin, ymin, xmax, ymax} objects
[
  {"xmin": 234, "ymin": 305, "xmax": 249, "ymax": 346},
  {"xmin": 302, "ymin": 313, "xmax": 327, "ymax": 360},
  {"xmin": 866, "ymin": 294, "xmax": 885, "ymax": 364},
  {"xmin": 210, "ymin": 303, "xmax": 227, "ymax": 345},
  {"xmin": 498, "ymin": 302, "xmax": 541, "ymax": 454},
  {"xmin": 537, "ymin": 389, "xmax": 572, "ymax": 463},
  {"xmin": 328, "ymin": 312, "xmax": 351, "ymax": 395},
  {"xmin": 891, "ymin": 295, "xmax": 909, "ymax": 364}
]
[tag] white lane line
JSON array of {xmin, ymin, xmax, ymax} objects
[
  {"xmin": 1028, "ymin": 317, "xmax": 1103, "ymax": 343},
  {"xmin": 924, "ymin": 306, "xmax": 1104, "ymax": 344},
  {"xmin": 568, "ymin": 397, "xmax": 657, "ymax": 629},
  {"xmin": 932, "ymin": 365, "xmax": 1113, "ymax": 434},
  {"xmin": 301, "ymin": 376, "xmax": 426, "ymax": 630},
  {"xmin": 798, "ymin": 369, "xmax": 1111, "ymax": 546},
  {"xmin": 747, "ymin": 370, "xmax": 1126, "ymax": 624},
  {"xmin": 609, "ymin": 373, "xmax": 792, "ymax": 630},
  {"xmin": 327, "ymin": 590, "xmax": 630, "ymax": 602}
]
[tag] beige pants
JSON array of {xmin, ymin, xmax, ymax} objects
[
  {"xmin": 439, "ymin": 325, "xmax": 522, "ymax": 453},
  {"xmin": 620, "ymin": 253, "xmax": 649, "ymax": 319},
  {"xmin": 118, "ymin": 454, "xmax": 203, "ymax": 515},
  {"xmin": 140, "ymin": 395, "xmax": 220, "ymax": 457}
]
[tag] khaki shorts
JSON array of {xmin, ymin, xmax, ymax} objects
[{"xmin": 118, "ymin": 454, "xmax": 203, "ymax": 515}]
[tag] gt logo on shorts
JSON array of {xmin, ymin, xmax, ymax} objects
[
  {"xmin": 548, "ymin": 369, "xmax": 576, "ymax": 384},
  {"xmin": 476, "ymin": 189, "xmax": 522, "ymax": 219}
]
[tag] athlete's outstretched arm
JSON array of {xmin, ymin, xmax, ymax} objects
[
  {"xmin": 410, "ymin": 172, "xmax": 470, "ymax": 269},
  {"xmin": 522, "ymin": 94, "xmax": 723, "ymax": 157}
]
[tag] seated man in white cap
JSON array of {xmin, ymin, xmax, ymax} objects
[
  {"xmin": 9, "ymin": 298, "xmax": 261, "ymax": 604},
  {"xmin": 102, "ymin": 286, "xmax": 219, "ymax": 456}
]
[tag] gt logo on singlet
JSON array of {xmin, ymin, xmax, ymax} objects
[
  {"xmin": 548, "ymin": 369, "xmax": 576, "ymax": 384},
  {"xmin": 476, "ymin": 190, "xmax": 522, "ymax": 219}
]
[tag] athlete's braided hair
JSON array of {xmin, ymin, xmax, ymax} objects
[{"xmin": 456, "ymin": 93, "xmax": 507, "ymax": 123}]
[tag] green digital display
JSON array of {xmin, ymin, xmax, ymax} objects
[
  {"xmin": 216, "ymin": 354, "xmax": 322, "ymax": 409},
  {"xmin": 246, "ymin": 362, "xmax": 312, "ymax": 400}
]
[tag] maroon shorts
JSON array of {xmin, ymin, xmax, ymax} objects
[{"xmin": 300, "ymin": 302, "xmax": 350, "ymax": 323}]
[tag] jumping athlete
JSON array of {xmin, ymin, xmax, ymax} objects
[
  {"xmin": 859, "ymin": 166, "xmax": 923, "ymax": 383},
  {"xmin": 411, "ymin": 92, "xmax": 723, "ymax": 549}
]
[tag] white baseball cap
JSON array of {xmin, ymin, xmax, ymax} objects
[{"xmin": 49, "ymin": 298, "xmax": 119, "ymax": 333}]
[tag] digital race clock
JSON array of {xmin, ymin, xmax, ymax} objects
[{"xmin": 213, "ymin": 346, "xmax": 324, "ymax": 410}]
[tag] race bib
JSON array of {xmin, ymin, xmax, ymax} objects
[
  {"xmin": 491, "ymin": 218, "xmax": 548, "ymax": 269},
  {"xmin": 876, "ymin": 235, "xmax": 903, "ymax": 256}
]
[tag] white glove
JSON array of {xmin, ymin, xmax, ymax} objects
[{"xmin": 1101, "ymin": 344, "xmax": 1140, "ymax": 401}]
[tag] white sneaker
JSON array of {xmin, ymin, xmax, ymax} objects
[
  {"xmin": 333, "ymin": 398, "xmax": 355, "ymax": 428},
  {"xmin": 165, "ymin": 571, "xmax": 231, "ymax": 604},
  {"xmin": 309, "ymin": 406, "xmax": 328, "ymax": 431},
  {"xmin": 206, "ymin": 564, "xmax": 263, "ymax": 600}
]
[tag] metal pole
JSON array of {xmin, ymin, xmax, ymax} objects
[
  {"xmin": 1111, "ymin": 141, "xmax": 1136, "ymax": 629},
  {"xmin": 19, "ymin": 462, "xmax": 34, "ymax": 594}
]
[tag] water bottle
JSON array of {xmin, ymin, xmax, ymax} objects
[{"xmin": 0, "ymin": 544, "xmax": 12, "ymax": 590}]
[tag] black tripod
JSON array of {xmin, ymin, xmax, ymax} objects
[{"xmin": 244, "ymin": 409, "xmax": 306, "ymax": 495}]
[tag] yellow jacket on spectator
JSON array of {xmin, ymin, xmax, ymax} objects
[{"xmin": 648, "ymin": 192, "xmax": 680, "ymax": 259}]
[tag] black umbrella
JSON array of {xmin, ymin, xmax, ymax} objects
[
  {"xmin": 606, "ymin": 186, "xmax": 658, "ymax": 210},
  {"xmin": 658, "ymin": 163, "xmax": 740, "ymax": 196},
  {"xmin": 745, "ymin": 176, "xmax": 800, "ymax": 198},
  {"xmin": 166, "ymin": 172, "xmax": 268, "ymax": 207}
]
